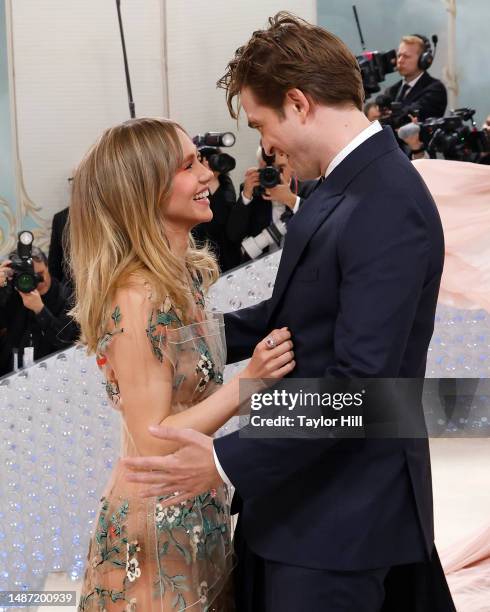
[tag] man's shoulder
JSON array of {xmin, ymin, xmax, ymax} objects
[
  {"xmin": 385, "ymin": 79, "xmax": 402, "ymax": 97},
  {"xmin": 418, "ymin": 71, "xmax": 446, "ymax": 90}
]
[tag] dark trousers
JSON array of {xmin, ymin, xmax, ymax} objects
[{"xmin": 233, "ymin": 521, "xmax": 456, "ymax": 612}]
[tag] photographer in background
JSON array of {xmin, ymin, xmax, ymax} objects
[
  {"xmin": 191, "ymin": 146, "xmax": 241, "ymax": 272},
  {"xmin": 227, "ymin": 147, "xmax": 317, "ymax": 262},
  {"xmin": 0, "ymin": 247, "xmax": 79, "ymax": 376},
  {"xmin": 364, "ymin": 101, "xmax": 381, "ymax": 122},
  {"xmin": 398, "ymin": 109, "xmax": 490, "ymax": 163},
  {"xmin": 49, "ymin": 206, "xmax": 71, "ymax": 286},
  {"xmin": 380, "ymin": 35, "xmax": 447, "ymax": 124}
]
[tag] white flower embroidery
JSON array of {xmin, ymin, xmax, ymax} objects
[
  {"xmin": 192, "ymin": 525, "xmax": 203, "ymax": 544},
  {"xmin": 199, "ymin": 581, "xmax": 208, "ymax": 604},
  {"xmin": 125, "ymin": 598, "xmax": 137, "ymax": 612},
  {"xmin": 155, "ymin": 503, "xmax": 165, "ymax": 524},
  {"xmin": 126, "ymin": 541, "xmax": 141, "ymax": 582},
  {"xmin": 155, "ymin": 503, "xmax": 181, "ymax": 525}
]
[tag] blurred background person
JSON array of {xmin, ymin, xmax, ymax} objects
[
  {"xmin": 378, "ymin": 34, "xmax": 447, "ymax": 126},
  {"xmin": 0, "ymin": 247, "xmax": 78, "ymax": 376},
  {"xmin": 191, "ymin": 146, "xmax": 241, "ymax": 272},
  {"xmin": 48, "ymin": 205, "xmax": 70, "ymax": 284},
  {"xmin": 364, "ymin": 101, "xmax": 381, "ymax": 122},
  {"xmin": 227, "ymin": 146, "xmax": 317, "ymax": 263},
  {"xmin": 48, "ymin": 175, "xmax": 73, "ymax": 287}
]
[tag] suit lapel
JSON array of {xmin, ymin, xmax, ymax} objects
[
  {"xmin": 266, "ymin": 183, "xmax": 344, "ymax": 322},
  {"xmin": 266, "ymin": 126, "xmax": 400, "ymax": 324},
  {"xmin": 405, "ymin": 72, "xmax": 430, "ymax": 102}
]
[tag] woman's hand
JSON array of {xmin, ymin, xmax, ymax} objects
[{"xmin": 243, "ymin": 327, "xmax": 295, "ymax": 379}]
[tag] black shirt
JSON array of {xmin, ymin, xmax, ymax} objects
[{"xmin": 0, "ymin": 277, "xmax": 79, "ymax": 375}]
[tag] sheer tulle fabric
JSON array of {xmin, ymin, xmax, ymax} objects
[
  {"xmin": 414, "ymin": 159, "xmax": 490, "ymax": 610},
  {"xmin": 79, "ymin": 284, "xmax": 235, "ymax": 611},
  {"xmin": 413, "ymin": 159, "xmax": 490, "ymax": 312}
]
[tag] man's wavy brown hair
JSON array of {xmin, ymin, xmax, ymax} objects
[{"xmin": 218, "ymin": 12, "xmax": 364, "ymax": 118}]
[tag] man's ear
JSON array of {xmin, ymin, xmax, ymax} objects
[{"xmin": 284, "ymin": 89, "xmax": 311, "ymax": 122}]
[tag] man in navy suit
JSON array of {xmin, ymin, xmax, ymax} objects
[{"xmin": 125, "ymin": 13, "xmax": 455, "ymax": 611}]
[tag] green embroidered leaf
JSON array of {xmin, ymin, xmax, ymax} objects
[
  {"xmin": 111, "ymin": 305, "xmax": 122, "ymax": 327},
  {"xmin": 172, "ymin": 592, "xmax": 186, "ymax": 611},
  {"xmin": 109, "ymin": 590, "xmax": 126, "ymax": 602},
  {"xmin": 174, "ymin": 541, "xmax": 192, "ymax": 564},
  {"xmin": 156, "ymin": 311, "xmax": 180, "ymax": 326},
  {"xmin": 159, "ymin": 540, "xmax": 169, "ymax": 556}
]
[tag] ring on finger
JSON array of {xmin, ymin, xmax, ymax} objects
[{"xmin": 265, "ymin": 335, "xmax": 276, "ymax": 349}]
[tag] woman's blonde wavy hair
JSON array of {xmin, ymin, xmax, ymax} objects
[{"xmin": 69, "ymin": 117, "xmax": 219, "ymax": 353}]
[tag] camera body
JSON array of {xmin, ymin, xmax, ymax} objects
[
  {"xmin": 357, "ymin": 49, "xmax": 397, "ymax": 96},
  {"xmin": 253, "ymin": 166, "xmax": 282, "ymax": 198},
  {"xmin": 4, "ymin": 232, "xmax": 43, "ymax": 294},
  {"xmin": 197, "ymin": 146, "xmax": 236, "ymax": 174},
  {"xmin": 419, "ymin": 108, "xmax": 490, "ymax": 161},
  {"xmin": 193, "ymin": 132, "xmax": 237, "ymax": 174},
  {"xmin": 375, "ymin": 94, "xmax": 418, "ymax": 130}
]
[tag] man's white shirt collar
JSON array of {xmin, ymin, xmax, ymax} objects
[
  {"xmin": 405, "ymin": 72, "xmax": 424, "ymax": 89},
  {"xmin": 324, "ymin": 120, "xmax": 383, "ymax": 179}
]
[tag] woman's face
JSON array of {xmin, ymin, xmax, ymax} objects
[{"xmin": 163, "ymin": 130, "xmax": 213, "ymax": 229}]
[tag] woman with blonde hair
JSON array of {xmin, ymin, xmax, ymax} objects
[{"xmin": 69, "ymin": 117, "xmax": 295, "ymax": 611}]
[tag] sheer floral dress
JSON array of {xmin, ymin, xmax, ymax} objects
[{"xmin": 78, "ymin": 278, "xmax": 235, "ymax": 611}]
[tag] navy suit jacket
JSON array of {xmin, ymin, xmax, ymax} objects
[
  {"xmin": 384, "ymin": 72, "xmax": 447, "ymax": 121},
  {"xmin": 214, "ymin": 127, "xmax": 445, "ymax": 571}
]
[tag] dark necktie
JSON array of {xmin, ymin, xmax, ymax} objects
[{"xmin": 396, "ymin": 82, "xmax": 411, "ymax": 101}]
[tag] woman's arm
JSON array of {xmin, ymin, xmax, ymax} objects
[{"xmin": 106, "ymin": 285, "xmax": 294, "ymax": 456}]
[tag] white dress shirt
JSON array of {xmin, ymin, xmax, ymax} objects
[
  {"xmin": 213, "ymin": 120, "xmax": 383, "ymax": 488},
  {"xmin": 241, "ymin": 190, "xmax": 301, "ymax": 215}
]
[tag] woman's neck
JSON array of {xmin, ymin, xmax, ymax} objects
[{"xmin": 165, "ymin": 227, "xmax": 189, "ymax": 259}]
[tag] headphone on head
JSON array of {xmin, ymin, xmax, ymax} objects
[{"xmin": 411, "ymin": 34, "xmax": 434, "ymax": 71}]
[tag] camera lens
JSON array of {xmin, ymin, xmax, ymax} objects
[
  {"xmin": 16, "ymin": 272, "xmax": 35, "ymax": 293},
  {"xmin": 260, "ymin": 166, "xmax": 281, "ymax": 188}
]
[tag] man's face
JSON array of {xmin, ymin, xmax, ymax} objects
[
  {"xmin": 33, "ymin": 260, "xmax": 51, "ymax": 295},
  {"xmin": 241, "ymin": 87, "xmax": 320, "ymax": 180},
  {"xmin": 396, "ymin": 42, "xmax": 422, "ymax": 79}
]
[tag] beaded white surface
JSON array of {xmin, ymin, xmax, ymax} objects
[{"xmin": 0, "ymin": 249, "xmax": 488, "ymax": 598}]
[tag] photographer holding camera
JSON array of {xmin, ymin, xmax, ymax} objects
[
  {"xmin": 379, "ymin": 35, "xmax": 447, "ymax": 126},
  {"xmin": 191, "ymin": 145, "xmax": 242, "ymax": 272},
  {"xmin": 227, "ymin": 147, "xmax": 317, "ymax": 262},
  {"xmin": 0, "ymin": 239, "xmax": 79, "ymax": 376}
]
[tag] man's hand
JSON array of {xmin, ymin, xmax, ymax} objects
[
  {"xmin": 0, "ymin": 260, "xmax": 12, "ymax": 288},
  {"xmin": 263, "ymin": 174, "xmax": 296, "ymax": 209},
  {"xmin": 123, "ymin": 427, "xmax": 223, "ymax": 505},
  {"xmin": 242, "ymin": 167, "xmax": 260, "ymax": 200},
  {"xmin": 18, "ymin": 289, "xmax": 44, "ymax": 314}
]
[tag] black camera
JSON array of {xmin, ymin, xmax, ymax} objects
[
  {"xmin": 357, "ymin": 49, "xmax": 397, "ymax": 96},
  {"xmin": 6, "ymin": 231, "xmax": 43, "ymax": 293},
  {"xmin": 253, "ymin": 166, "xmax": 282, "ymax": 198},
  {"xmin": 197, "ymin": 146, "xmax": 236, "ymax": 174},
  {"xmin": 252, "ymin": 147, "xmax": 282, "ymax": 198},
  {"xmin": 375, "ymin": 94, "xmax": 418, "ymax": 130},
  {"xmin": 419, "ymin": 108, "xmax": 490, "ymax": 161},
  {"xmin": 193, "ymin": 132, "xmax": 237, "ymax": 174}
]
